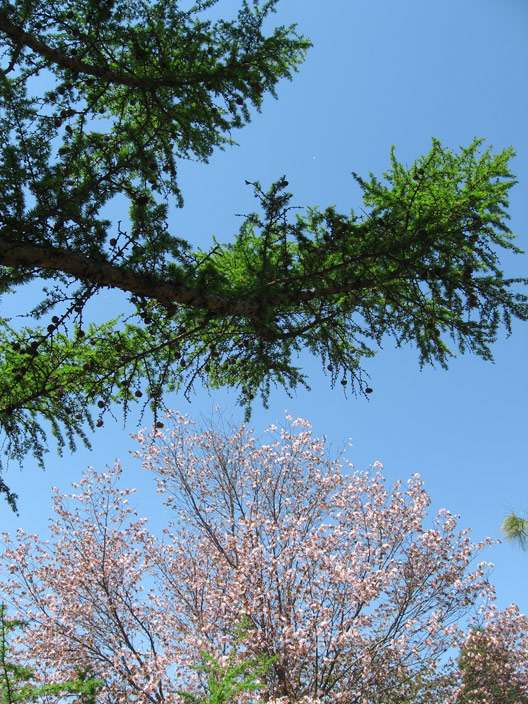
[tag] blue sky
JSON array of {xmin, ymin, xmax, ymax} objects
[{"xmin": 3, "ymin": 0, "xmax": 528, "ymax": 617}]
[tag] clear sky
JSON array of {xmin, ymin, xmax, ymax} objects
[{"xmin": 3, "ymin": 0, "xmax": 528, "ymax": 617}]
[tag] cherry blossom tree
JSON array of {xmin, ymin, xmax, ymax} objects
[
  {"xmin": 0, "ymin": 604, "xmax": 101, "ymax": 704},
  {"xmin": 451, "ymin": 605, "xmax": 528, "ymax": 704},
  {"xmin": 1, "ymin": 414, "xmax": 526, "ymax": 703}
]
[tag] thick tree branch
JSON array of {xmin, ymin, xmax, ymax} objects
[
  {"xmin": 0, "ymin": 237, "xmax": 373, "ymax": 314},
  {"xmin": 0, "ymin": 236, "xmax": 232, "ymax": 310},
  {"xmin": 0, "ymin": 13, "xmax": 212, "ymax": 89}
]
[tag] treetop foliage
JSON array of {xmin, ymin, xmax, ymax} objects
[
  {"xmin": 501, "ymin": 512, "xmax": 528, "ymax": 551},
  {"xmin": 0, "ymin": 0, "xmax": 526, "ymax": 509}
]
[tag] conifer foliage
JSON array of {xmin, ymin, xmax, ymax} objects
[{"xmin": 0, "ymin": 1, "xmax": 526, "ymax": 506}]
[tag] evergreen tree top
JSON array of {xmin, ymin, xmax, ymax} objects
[{"xmin": 0, "ymin": 0, "xmax": 526, "ymax": 510}]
